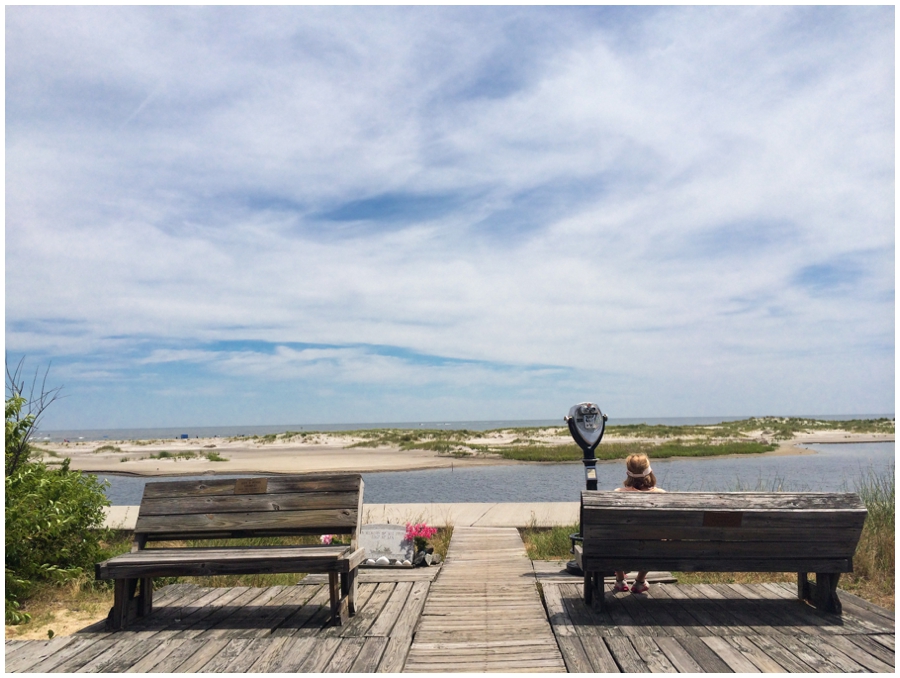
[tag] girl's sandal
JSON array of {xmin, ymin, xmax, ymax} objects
[
  {"xmin": 613, "ymin": 580, "xmax": 630, "ymax": 592},
  {"xmin": 631, "ymin": 581, "xmax": 649, "ymax": 594}
]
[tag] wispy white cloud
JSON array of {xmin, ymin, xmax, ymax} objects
[{"xmin": 6, "ymin": 6, "xmax": 893, "ymax": 428}]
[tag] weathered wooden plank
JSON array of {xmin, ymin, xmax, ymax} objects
[
  {"xmin": 45, "ymin": 636, "xmax": 122, "ymax": 673},
  {"xmin": 191, "ymin": 586, "xmax": 285, "ymax": 640},
  {"xmin": 842, "ymin": 633, "xmax": 896, "ymax": 666},
  {"xmin": 138, "ymin": 490, "xmax": 359, "ymax": 516},
  {"xmin": 124, "ymin": 637, "xmax": 188, "ymax": 672},
  {"xmin": 4, "ymin": 636, "xmax": 80, "ymax": 673},
  {"xmin": 631, "ymin": 636, "xmax": 678, "ymax": 672},
  {"xmin": 376, "ymin": 636, "xmax": 413, "ymax": 673},
  {"xmin": 165, "ymin": 638, "xmax": 229, "ymax": 672},
  {"xmin": 135, "ymin": 507, "xmax": 358, "ymax": 536},
  {"xmin": 367, "ymin": 582, "xmax": 413, "ymax": 636},
  {"xmin": 73, "ymin": 635, "xmax": 157, "ymax": 673},
  {"xmin": 97, "ymin": 545, "xmax": 364, "ymax": 579},
  {"xmin": 194, "ymin": 637, "xmax": 253, "ymax": 672},
  {"xmin": 617, "ymin": 589, "xmax": 668, "ymax": 637},
  {"xmin": 791, "ymin": 633, "xmax": 868, "ymax": 673},
  {"xmin": 654, "ymin": 637, "xmax": 706, "ymax": 673},
  {"xmin": 870, "ymin": 634, "xmax": 895, "ymax": 651},
  {"xmin": 583, "ymin": 524, "xmax": 865, "ymax": 542},
  {"xmin": 582, "ymin": 491, "xmax": 867, "ymax": 510},
  {"xmin": 262, "ymin": 636, "xmax": 318, "ymax": 672},
  {"xmin": 745, "ymin": 633, "xmax": 817, "ymax": 673},
  {"xmin": 553, "ymin": 636, "xmax": 594, "ymax": 673},
  {"xmin": 141, "ymin": 474, "xmax": 362, "ymax": 499},
  {"xmin": 321, "ymin": 637, "xmax": 365, "ymax": 672},
  {"xmin": 724, "ymin": 635, "xmax": 790, "ymax": 672},
  {"xmin": 701, "ymin": 636, "xmax": 761, "ymax": 673},
  {"xmin": 584, "ymin": 538, "xmax": 858, "ymax": 559},
  {"xmin": 349, "ymin": 636, "xmax": 388, "ymax": 673},
  {"xmin": 578, "ymin": 635, "xmax": 620, "ymax": 672},
  {"xmin": 676, "ymin": 636, "xmax": 734, "ymax": 673},
  {"xmin": 822, "ymin": 634, "xmax": 895, "ymax": 672},
  {"xmin": 542, "ymin": 583, "xmax": 577, "ymax": 637},
  {"xmin": 583, "ymin": 555, "xmax": 853, "ymax": 573},
  {"xmin": 604, "ymin": 636, "xmax": 649, "ymax": 673},
  {"xmin": 220, "ymin": 636, "xmax": 291, "ymax": 672},
  {"xmin": 645, "ymin": 584, "xmax": 708, "ymax": 637},
  {"xmin": 374, "ymin": 581, "xmax": 426, "ymax": 638}
]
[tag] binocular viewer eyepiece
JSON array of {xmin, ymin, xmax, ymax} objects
[{"xmin": 564, "ymin": 402, "xmax": 608, "ymax": 456}]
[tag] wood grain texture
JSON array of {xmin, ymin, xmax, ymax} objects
[{"xmin": 403, "ymin": 526, "xmax": 566, "ymax": 673}]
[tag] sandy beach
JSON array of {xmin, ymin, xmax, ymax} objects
[{"xmin": 36, "ymin": 429, "xmax": 893, "ymax": 477}]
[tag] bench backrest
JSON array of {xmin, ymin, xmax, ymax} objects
[
  {"xmin": 133, "ymin": 473, "xmax": 364, "ymax": 548},
  {"xmin": 580, "ymin": 491, "xmax": 866, "ymax": 573}
]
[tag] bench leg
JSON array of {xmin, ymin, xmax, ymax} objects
[
  {"xmin": 813, "ymin": 572, "xmax": 842, "ymax": 615},
  {"xmin": 138, "ymin": 577, "xmax": 153, "ymax": 618},
  {"xmin": 799, "ymin": 572, "xmax": 842, "ymax": 614},
  {"xmin": 584, "ymin": 571, "xmax": 593, "ymax": 606},
  {"xmin": 329, "ymin": 572, "xmax": 349, "ymax": 626},
  {"xmin": 108, "ymin": 578, "xmax": 137, "ymax": 630},
  {"xmin": 797, "ymin": 572, "xmax": 810, "ymax": 601},
  {"xmin": 341, "ymin": 568, "xmax": 358, "ymax": 616}
]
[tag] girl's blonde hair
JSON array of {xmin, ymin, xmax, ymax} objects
[{"xmin": 622, "ymin": 453, "xmax": 657, "ymax": 490}]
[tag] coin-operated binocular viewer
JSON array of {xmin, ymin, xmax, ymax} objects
[
  {"xmin": 565, "ymin": 402, "xmax": 608, "ymax": 574},
  {"xmin": 565, "ymin": 402, "xmax": 608, "ymax": 490}
]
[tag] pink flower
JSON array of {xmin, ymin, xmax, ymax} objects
[
  {"xmin": 320, "ymin": 534, "xmax": 333, "ymax": 545},
  {"xmin": 405, "ymin": 523, "xmax": 438, "ymax": 541}
]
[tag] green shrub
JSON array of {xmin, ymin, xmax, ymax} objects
[{"xmin": 5, "ymin": 458, "xmax": 111, "ymax": 622}]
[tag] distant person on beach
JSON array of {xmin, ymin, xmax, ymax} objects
[{"xmin": 613, "ymin": 453, "xmax": 665, "ymax": 594}]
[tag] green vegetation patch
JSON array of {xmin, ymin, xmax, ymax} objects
[
  {"xmin": 150, "ymin": 450, "xmax": 198, "ymax": 460},
  {"xmin": 94, "ymin": 444, "xmax": 122, "ymax": 453},
  {"xmin": 608, "ymin": 416, "xmax": 894, "ymax": 441}
]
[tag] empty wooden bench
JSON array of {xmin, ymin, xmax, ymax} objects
[
  {"xmin": 95, "ymin": 473, "xmax": 366, "ymax": 630},
  {"xmin": 576, "ymin": 491, "xmax": 867, "ymax": 614}
]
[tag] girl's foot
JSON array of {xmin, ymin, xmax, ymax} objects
[
  {"xmin": 631, "ymin": 580, "xmax": 649, "ymax": 594},
  {"xmin": 613, "ymin": 580, "xmax": 629, "ymax": 592}
]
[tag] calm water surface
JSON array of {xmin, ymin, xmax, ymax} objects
[{"xmin": 96, "ymin": 442, "xmax": 893, "ymax": 505}]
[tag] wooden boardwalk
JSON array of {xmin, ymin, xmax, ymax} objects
[
  {"xmin": 404, "ymin": 526, "xmax": 566, "ymax": 672},
  {"xmin": 4, "ymin": 568, "xmax": 437, "ymax": 673},
  {"xmin": 544, "ymin": 580, "xmax": 895, "ymax": 672},
  {"xmin": 5, "ymin": 527, "xmax": 895, "ymax": 672}
]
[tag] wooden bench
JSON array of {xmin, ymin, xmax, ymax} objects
[
  {"xmin": 95, "ymin": 473, "xmax": 366, "ymax": 630},
  {"xmin": 575, "ymin": 491, "xmax": 866, "ymax": 614}
]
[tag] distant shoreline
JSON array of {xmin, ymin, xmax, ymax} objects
[
  {"xmin": 36, "ymin": 413, "xmax": 895, "ymax": 443},
  {"xmin": 36, "ymin": 425, "xmax": 893, "ymax": 478}
]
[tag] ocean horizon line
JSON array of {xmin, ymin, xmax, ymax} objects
[{"xmin": 37, "ymin": 412, "xmax": 895, "ymax": 442}]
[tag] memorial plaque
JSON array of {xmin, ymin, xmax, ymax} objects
[
  {"xmin": 359, "ymin": 524, "xmax": 414, "ymax": 566},
  {"xmin": 234, "ymin": 478, "xmax": 268, "ymax": 494}
]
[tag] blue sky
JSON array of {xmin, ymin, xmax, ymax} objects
[{"xmin": 5, "ymin": 6, "xmax": 895, "ymax": 429}]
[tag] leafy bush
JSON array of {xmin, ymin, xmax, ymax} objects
[
  {"xmin": 5, "ymin": 384, "xmax": 112, "ymax": 624},
  {"xmin": 5, "ymin": 458, "xmax": 111, "ymax": 622}
]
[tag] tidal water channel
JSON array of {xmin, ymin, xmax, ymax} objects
[{"xmin": 95, "ymin": 441, "xmax": 893, "ymax": 505}]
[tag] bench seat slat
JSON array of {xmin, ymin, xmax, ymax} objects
[
  {"xmin": 97, "ymin": 546, "xmax": 367, "ymax": 579},
  {"xmin": 135, "ymin": 508, "xmax": 358, "ymax": 535},
  {"xmin": 141, "ymin": 474, "xmax": 361, "ymax": 499},
  {"xmin": 138, "ymin": 491, "xmax": 359, "ymax": 516}
]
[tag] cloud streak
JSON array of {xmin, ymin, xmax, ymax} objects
[{"xmin": 6, "ymin": 6, "xmax": 894, "ymax": 428}]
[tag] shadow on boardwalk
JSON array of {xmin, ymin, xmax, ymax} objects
[{"xmin": 545, "ymin": 580, "xmax": 895, "ymax": 672}]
